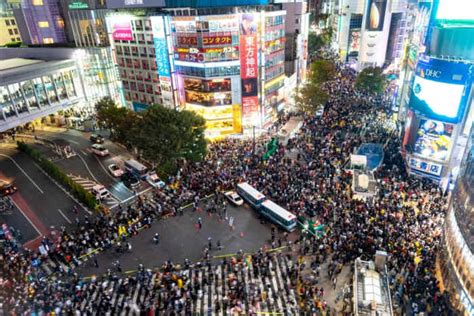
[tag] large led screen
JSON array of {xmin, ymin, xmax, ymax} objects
[
  {"xmin": 410, "ymin": 75, "xmax": 465, "ymax": 120},
  {"xmin": 414, "ymin": 119, "xmax": 453, "ymax": 161},
  {"xmin": 409, "ymin": 56, "xmax": 471, "ymax": 123},
  {"xmin": 365, "ymin": 0, "xmax": 387, "ymax": 31},
  {"xmin": 435, "ymin": 0, "xmax": 474, "ymax": 21}
]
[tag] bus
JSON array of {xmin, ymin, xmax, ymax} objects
[
  {"xmin": 236, "ymin": 182, "xmax": 266, "ymax": 209},
  {"xmin": 124, "ymin": 159, "xmax": 148, "ymax": 179},
  {"xmin": 260, "ymin": 200, "xmax": 297, "ymax": 232}
]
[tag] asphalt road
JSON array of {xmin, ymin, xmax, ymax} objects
[
  {"xmin": 29, "ymin": 129, "xmax": 145, "ymax": 205},
  {"xmin": 76, "ymin": 201, "xmax": 276, "ymax": 277},
  {"xmin": 0, "ymin": 146, "xmax": 89, "ymax": 246}
]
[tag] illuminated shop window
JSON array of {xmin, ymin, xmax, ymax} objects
[
  {"xmin": 32, "ymin": 0, "xmax": 43, "ymax": 5},
  {"xmin": 38, "ymin": 21, "xmax": 49, "ymax": 28},
  {"xmin": 43, "ymin": 37, "xmax": 54, "ymax": 44}
]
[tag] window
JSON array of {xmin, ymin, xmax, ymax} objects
[
  {"xmin": 8, "ymin": 29, "xmax": 13, "ymax": 35},
  {"xmin": 57, "ymin": 18, "xmax": 64, "ymax": 28},
  {"xmin": 10, "ymin": 19, "xmax": 15, "ymax": 26},
  {"xmin": 16, "ymin": 37, "xmax": 20, "ymax": 41},
  {"xmin": 38, "ymin": 21, "xmax": 49, "ymax": 28},
  {"xmin": 5, "ymin": 20, "xmax": 10, "ymax": 26},
  {"xmin": 14, "ymin": 29, "xmax": 18, "ymax": 35},
  {"xmin": 43, "ymin": 37, "xmax": 54, "ymax": 44},
  {"xmin": 32, "ymin": 0, "xmax": 43, "ymax": 5}
]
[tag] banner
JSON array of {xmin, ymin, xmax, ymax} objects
[
  {"xmin": 240, "ymin": 13, "xmax": 259, "ymax": 126},
  {"xmin": 151, "ymin": 16, "xmax": 171, "ymax": 77}
]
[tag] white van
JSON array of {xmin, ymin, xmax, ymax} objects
[{"xmin": 91, "ymin": 185, "xmax": 110, "ymax": 200}]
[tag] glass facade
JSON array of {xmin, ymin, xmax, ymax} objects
[
  {"xmin": 1, "ymin": 69, "xmax": 80, "ymax": 122},
  {"xmin": 441, "ymin": 124, "xmax": 474, "ymax": 316}
]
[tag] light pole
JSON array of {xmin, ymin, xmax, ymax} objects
[{"xmin": 252, "ymin": 125, "xmax": 256, "ymax": 156}]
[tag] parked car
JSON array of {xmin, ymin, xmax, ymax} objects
[
  {"xmin": 121, "ymin": 172, "xmax": 140, "ymax": 189},
  {"xmin": 0, "ymin": 181, "xmax": 17, "ymax": 197},
  {"xmin": 91, "ymin": 144, "xmax": 109, "ymax": 156},
  {"xmin": 91, "ymin": 185, "xmax": 109, "ymax": 200},
  {"xmin": 108, "ymin": 164, "xmax": 124, "ymax": 177},
  {"xmin": 224, "ymin": 190, "xmax": 244, "ymax": 206},
  {"xmin": 90, "ymin": 134, "xmax": 104, "ymax": 144},
  {"xmin": 146, "ymin": 172, "xmax": 165, "ymax": 189}
]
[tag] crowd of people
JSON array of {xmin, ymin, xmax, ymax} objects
[{"xmin": 0, "ymin": 52, "xmax": 453, "ymax": 315}]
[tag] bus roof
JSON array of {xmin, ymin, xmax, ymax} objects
[
  {"xmin": 261, "ymin": 200, "xmax": 296, "ymax": 220},
  {"xmin": 237, "ymin": 182, "xmax": 265, "ymax": 200},
  {"xmin": 125, "ymin": 159, "xmax": 147, "ymax": 171}
]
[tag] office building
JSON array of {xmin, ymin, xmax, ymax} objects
[
  {"xmin": 13, "ymin": 0, "xmax": 67, "ymax": 45},
  {"xmin": 440, "ymin": 123, "xmax": 473, "ymax": 316},
  {"xmin": 335, "ymin": 0, "xmax": 414, "ymax": 70},
  {"xmin": 400, "ymin": 0, "xmax": 474, "ymax": 187}
]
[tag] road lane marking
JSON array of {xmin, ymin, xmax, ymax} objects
[
  {"xmin": 94, "ymin": 154, "xmax": 119, "ymax": 183},
  {"xmin": 57, "ymin": 208, "xmax": 72, "ymax": 224},
  {"xmin": 81, "ymin": 150, "xmax": 87, "ymax": 155},
  {"xmin": 68, "ymin": 139, "xmax": 80, "ymax": 145},
  {"xmin": 10, "ymin": 198, "xmax": 43, "ymax": 236},
  {"xmin": 31, "ymin": 162, "xmax": 93, "ymax": 215},
  {"xmin": 0, "ymin": 154, "xmax": 44, "ymax": 194},
  {"xmin": 76, "ymin": 152, "xmax": 100, "ymax": 183}
]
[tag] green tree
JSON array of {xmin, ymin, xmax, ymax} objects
[
  {"xmin": 355, "ymin": 66, "xmax": 387, "ymax": 94},
  {"xmin": 294, "ymin": 84, "xmax": 329, "ymax": 115},
  {"xmin": 309, "ymin": 59, "xmax": 336, "ymax": 85},
  {"xmin": 135, "ymin": 105, "xmax": 207, "ymax": 176},
  {"xmin": 95, "ymin": 97, "xmax": 139, "ymax": 144}
]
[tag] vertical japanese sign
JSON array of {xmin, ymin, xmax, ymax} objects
[
  {"xmin": 240, "ymin": 13, "xmax": 259, "ymax": 127},
  {"xmin": 151, "ymin": 16, "xmax": 171, "ymax": 77}
]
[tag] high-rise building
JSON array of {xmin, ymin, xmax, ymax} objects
[
  {"xmin": 13, "ymin": 0, "xmax": 67, "ymax": 45},
  {"xmin": 334, "ymin": 0, "xmax": 414, "ymax": 70},
  {"xmin": 0, "ymin": 0, "xmax": 22, "ymax": 45},
  {"xmin": 440, "ymin": 122, "xmax": 473, "ymax": 316},
  {"xmin": 399, "ymin": 0, "xmax": 474, "ymax": 188},
  {"xmin": 98, "ymin": 1, "xmax": 308, "ymax": 138}
]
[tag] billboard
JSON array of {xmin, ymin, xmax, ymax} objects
[
  {"xmin": 151, "ymin": 16, "xmax": 171, "ymax": 78},
  {"xmin": 409, "ymin": 156, "xmax": 443, "ymax": 177},
  {"xmin": 240, "ymin": 13, "xmax": 259, "ymax": 127},
  {"xmin": 435, "ymin": 0, "xmax": 474, "ymax": 21},
  {"xmin": 111, "ymin": 19, "xmax": 133, "ymax": 41},
  {"xmin": 202, "ymin": 35, "xmax": 232, "ymax": 46},
  {"xmin": 409, "ymin": 56, "xmax": 472, "ymax": 123},
  {"xmin": 414, "ymin": 119, "xmax": 453, "ymax": 161},
  {"xmin": 365, "ymin": 0, "xmax": 387, "ymax": 31}
]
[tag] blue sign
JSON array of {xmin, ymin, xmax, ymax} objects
[
  {"xmin": 409, "ymin": 56, "xmax": 473, "ymax": 123},
  {"xmin": 154, "ymin": 38, "xmax": 171, "ymax": 77},
  {"xmin": 133, "ymin": 102, "xmax": 149, "ymax": 112}
]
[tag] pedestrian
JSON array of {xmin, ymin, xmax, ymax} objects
[
  {"xmin": 94, "ymin": 257, "xmax": 99, "ymax": 268},
  {"xmin": 208, "ymin": 237, "xmax": 212, "ymax": 250},
  {"xmin": 197, "ymin": 217, "xmax": 202, "ymax": 230}
]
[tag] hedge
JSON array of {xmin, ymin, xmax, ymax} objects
[{"xmin": 17, "ymin": 141, "xmax": 98, "ymax": 209}]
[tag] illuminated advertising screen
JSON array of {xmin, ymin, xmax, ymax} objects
[
  {"xmin": 412, "ymin": 1, "xmax": 432, "ymax": 47},
  {"xmin": 409, "ymin": 56, "xmax": 471, "ymax": 123},
  {"xmin": 365, "ymin": 0, "xmax": 387, "ymax": 31},
  {"xmin": 348, "ymin": 30, "xmax": 360, "ymax": 54},
  {"xmin": 414, "ymin": 119, "xmax": 453, "ymax": 161},
  {"xmin": 435, "ymin": 0, "xmax": 474, "ymax": 21},
  {"xmin": 240, "ymin": 13, "xmax": 259, "ymax": 127},
  {"xmin": 111, "ymin": 19, "xmax": 133, "ymax": 41}
]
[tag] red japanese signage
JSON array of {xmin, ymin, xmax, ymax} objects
[
  {"xmin": 202, "ymin": 35, "xmax": 232, "ymax": 46},
  {"xmin": 176, "ymin": 36, "xmax": 198, "ymax": 46},
  {"xmin": 240, "ymin": 13, "xmax": 259, "ymax": 126}
]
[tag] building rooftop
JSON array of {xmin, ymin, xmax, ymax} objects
[
  {"xmin": 353, "ymin": 258, "xmax": 393, "ymax": 316},
  {"xmin": 0, "ymin": 58, "xmax": 76, "ymax": 85},
  {"xmin": 0, "ymin": 58, "xmax": 44, "ymax": 71}
]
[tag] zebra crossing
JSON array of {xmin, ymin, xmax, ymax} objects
[
  {"xmin": 71, "ymin": 254, "xmax": 299, "ymax": 315},
  {"xmin": 68, "ymin": 174, "xmax": 119, "ymax": 208}
]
